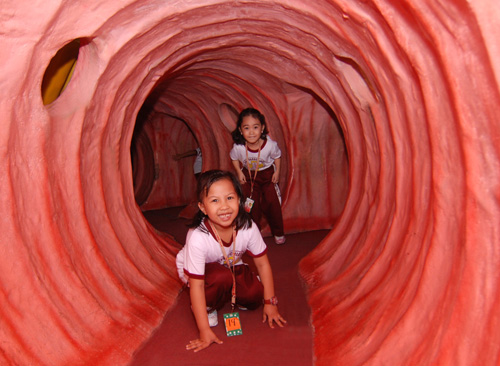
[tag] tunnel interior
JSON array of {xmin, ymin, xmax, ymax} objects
[
  {"xmin": 2, "ymin": 1, "xmax": 499, "ymax": 366},
  {"xmin": 130, "ymin": 64, "xmax": 349, "ymax": 228}
]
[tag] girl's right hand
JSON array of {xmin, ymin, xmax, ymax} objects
[
  {"xmin": 238, "ymin": 172, "xmax": 246, "ymax": 184},
  {"xmin": 185, "ymin": 329, "xmax": 223, "ymax": 352}
]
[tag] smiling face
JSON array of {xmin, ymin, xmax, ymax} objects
[
  {"xmin": 239, "ymin": 115, "xmax": 265, "ymax": 147},
  {"xmin": 198, "ymin": 178, "xmax": 240, "ymax": 234}
]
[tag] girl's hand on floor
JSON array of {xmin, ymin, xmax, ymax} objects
[
  {"xmin": 262, "ymin": 305, "xmax": 287, "ymax": 329},
  {"xmin": 186, "ymin": 329, "xmax": 223, "ymax": 352}
]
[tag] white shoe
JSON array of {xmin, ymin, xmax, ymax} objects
[
  {"xmin": 207, "ymin": 308, "xmax": 218, "ymax": 327},
  {"xmin": 274, "ymin": 235, "xmax": 286, "ymax": 245}
]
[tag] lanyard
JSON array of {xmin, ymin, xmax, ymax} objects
[
  {"xmin": 245, "ymin": 142, "xmax": 261, "ymax": 198},
  {"xmin": 208, "ymin": 220, "xmax": 237, "ymax": 310}
]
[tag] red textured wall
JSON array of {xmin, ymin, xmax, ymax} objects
[{"xmin": 1, "ymin": 1, "xmax": 499, "ymax": 365}]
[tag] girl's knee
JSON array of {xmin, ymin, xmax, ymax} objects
[
  {"xmin": 236, "ymin": 286, "xmax": 263, "ymax": 310},
  {"xmin": 205, "ymin": 263, "xmax": 233, "ymax": 287},
  {"xmin": 235, "ymin": 271, "xmax": 264, "ymax": 308}
]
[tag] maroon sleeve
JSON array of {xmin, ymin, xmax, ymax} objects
[
  {"xmin": 184, "ymin": 268, "xmax": 205, "ymax": 280},
  {"xmin": 246, "ymin": 247, "xmax": 268, "ymax": 258}
]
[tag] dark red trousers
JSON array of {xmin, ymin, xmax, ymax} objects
[
  {"xmin": 201, "ymin": 262, "xmax": 263, "ymax": 311},
  {"xmin": 242, "ymin": 167, "xmax": 284, "ymax": 237}
]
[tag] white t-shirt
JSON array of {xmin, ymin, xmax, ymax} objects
[
  {"xmin": 229, "ymin": 138, "xmax": 281, "ymax": 171},
  {"xmin": 176, "ymin": 219, "xmax": 267, "ymax": 284}
]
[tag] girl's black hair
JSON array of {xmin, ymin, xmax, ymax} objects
[
  {"xmin": 231, "ymin": 107, "xmax": 269, "ymax": 145},
  {"xmin": 190, "ymin": 170, "xmax": 252, "ymax": 231}
]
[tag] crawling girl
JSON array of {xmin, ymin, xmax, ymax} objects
[{"xmin": 176, "ymin": 169, "xmax": 286, "ymax": 352}]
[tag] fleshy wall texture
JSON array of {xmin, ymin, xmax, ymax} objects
[{"xmin": 0, "ymin": 1, "xmax": 499, "ymax": 365}]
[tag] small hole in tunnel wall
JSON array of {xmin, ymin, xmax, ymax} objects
[{"xmin": 41, "ymin": 38, "xmax": 81, "ymax": 105}]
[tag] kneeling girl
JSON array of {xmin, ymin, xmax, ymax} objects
[{"xmin": 176, "ymin": 169, "xmax": 286, "ymax": 353}]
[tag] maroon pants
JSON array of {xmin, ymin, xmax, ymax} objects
[
  {"xmin": 201, "ymin": 262, "xmax": 264, "ymax": 311},
  {"xmin": 242, "ymin": 167, "xmax": 284, "ymax": 236}
]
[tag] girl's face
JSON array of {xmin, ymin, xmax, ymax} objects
[
  {"xmin": 198, "ymin": 178, "xmax": 240, "ymax": 232},
  {"xmin": 239, "ymin": 116, "xmax": 264, "ymax": 146}
]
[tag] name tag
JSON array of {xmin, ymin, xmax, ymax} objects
[
  {"xmin": 223, "ymin": 312, "xmax": 243, "ymax": 336},
  {"xmin": 244, "ymin": 197, "xmax": 254, "ymax": 213}
]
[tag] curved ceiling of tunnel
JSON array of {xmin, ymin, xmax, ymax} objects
[
  {"xmin": 1, "ymin": 1, "xmax": 499, "ymax": 366},
  {"xmin": 122, "ymin": 2, "xmax": 350, "ymax": 225}
]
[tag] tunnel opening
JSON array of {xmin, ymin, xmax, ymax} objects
[
  {"xmin": 93, "ymin": 2, "xmax": 355, "ymax": 240},
  {"xmin": 131, "ymin": 99, "xmax": 202, "ymax": 209},
  {"xmin": 129, "ymin": 66, "xmax": 349, "ymax": 237}
]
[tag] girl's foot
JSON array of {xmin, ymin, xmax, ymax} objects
[
  {"xmin": 274, "ymin": 236, "xmax": 286, "ymax": 245},
  {"xmin": 207, "ymin": 308, "xmax": 218, "ymax": 327}
]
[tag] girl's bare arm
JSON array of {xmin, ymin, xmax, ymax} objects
[
  {"xmin": 272, "ymin": 157, "xmax": 281, "ymax": 183},
  {"xmin": 253, "ymin": 254, "xmax": 287, "ymax": 328},
  {"xmin": 231, "ymin": 159, "xmax": 246, "ymax": 183}
]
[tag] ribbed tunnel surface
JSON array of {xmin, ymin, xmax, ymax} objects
[{"xmin": 1, "ymin": 1, "xmax": 499, "ymax": 365}]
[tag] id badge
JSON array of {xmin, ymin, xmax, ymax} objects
[
  {"xmin": 223, "ymin": 312, "xmax": 243, "ymax": 336},
  {"xmin": 244, "ymin": 197, "xmax": 254, "ymax": 213}
]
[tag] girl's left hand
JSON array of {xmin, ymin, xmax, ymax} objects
[
  {"xmin": 186, "ymin": 329, "xmax": 223, "ymax": 352},
  {"xmin": 262, "ymin": 305, "xmax": 287, "ymax": 328},
  {"xmin": 271, "ymin": 172, "xmax": 279, "ymax": 184}
]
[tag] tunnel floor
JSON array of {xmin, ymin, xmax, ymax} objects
[{"xmin": 130, "ymin": 207, "xmax": 327, "ymax": 365}]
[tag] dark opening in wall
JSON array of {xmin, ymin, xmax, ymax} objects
[{"xmin": 41, "ymin": 38, "xmax": 81, "ymax": 105}]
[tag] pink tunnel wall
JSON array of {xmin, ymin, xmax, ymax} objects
[{"xmin": 1, "ymin": 1, "xmax": 499, "ymax": 365}]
